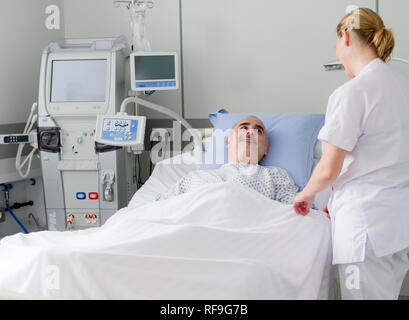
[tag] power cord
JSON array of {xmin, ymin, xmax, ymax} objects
[
  {"xmin": 2, "ymin": 185, "xmax": 29, "ymax": 234},
  {"xmin": 15, "ymin": 102, "xmax": 38, "ymax": 178}
]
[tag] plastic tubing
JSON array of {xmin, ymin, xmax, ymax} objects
[
  {"xmin": 119, "ymin": 96, "xmax": 204, "ymax": 153},
  {"xmin": 4, "ymin": 199, "xmax": 29, "ymax": 234},
  {"xmin": 2, "ymin": 184, "xmax": 29, "ymax": 234},
  {"xmin": 16, "ymin": 103, "xmax": 38, "ymax": 178}
]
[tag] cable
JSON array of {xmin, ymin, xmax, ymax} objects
[
  {"xmin": 136, "ymin": 154, "xmax": 140, "ymax": 188},
  {"xmin": 6, "ymin": 201, "xmax": 29, "ymax": 234},
  {"xmin": 15, "ymin": 102, "xmax": 38, "ymax": 178},
  {"xmin": 149, "ymin": 140, "xmax": 154, "ymax": 177},
  {"xmin": 137, "ymin": 154, "xmax": 144, "ymax": 187},
  {"xmin": 3, "ymin": 187, "xmax": 29, "ymax": 234}
]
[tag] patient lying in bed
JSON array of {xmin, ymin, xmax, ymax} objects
[
  {"xmin": 0, "ymin": 117, "xmax": 331, "ymax": 299},
  {"xmin": 156, "ymin": 116, "xmax": 298, "ymax": 204}
]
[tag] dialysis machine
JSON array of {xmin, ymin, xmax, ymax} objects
[
  {"xmin": 37, "ymin": 36, "xmax": 135, "ymax": 230},
  {"xmin": 0, "ymin": 36, "xmax": 187, "ymax": 232},
  {"xmin": 0, "ymin": 1, "xmax": 201, "ymax": 232}
]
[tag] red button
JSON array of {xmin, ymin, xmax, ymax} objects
[{"xmin": 89, "ymin": 192, "xmax": 99, "ymax": 200}]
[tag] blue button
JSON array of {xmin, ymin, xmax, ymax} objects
[{"xmin": 76, "ymin": 192, "xmax": 86, "ymax": 200}]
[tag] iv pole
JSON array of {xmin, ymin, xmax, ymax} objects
[{"xmin": 113, "ymin": 0, "xmax": 205, "ymax": 154}]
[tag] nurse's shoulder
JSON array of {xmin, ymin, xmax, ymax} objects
[
  {"xmin": 329, "ymin": 59, "xmax": 386, "ymax": 103},
  {"xmin": 385, "ymin": 62, "xmax": 409, "ymax": 91},
  {"xmin": 327, "ymin": 77, "xmax": 364, "ymax": 110}
]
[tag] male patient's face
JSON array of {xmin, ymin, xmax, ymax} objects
[{"xmin": 226, "ymin": 117, "xmax": 269, "ymax": 164}]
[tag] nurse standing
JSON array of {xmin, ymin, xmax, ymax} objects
[{"xmin": 293, "ymin": 8, "xmax": 409, "ymax": 300}]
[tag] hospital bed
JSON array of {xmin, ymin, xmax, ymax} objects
[{"xmin": 0, "ymin": 131, "xmax": 335, "ymax": 300}]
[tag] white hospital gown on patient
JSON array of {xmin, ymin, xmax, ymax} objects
[{"xmin": 155, "ymin": 162, "xmax": 298, "ymax": 204}]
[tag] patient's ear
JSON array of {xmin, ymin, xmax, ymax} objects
[{"xmin": 264, "ymin": 143, "xmax": 269, "ymax": 156}]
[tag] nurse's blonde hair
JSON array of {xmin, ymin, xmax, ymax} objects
[{"xmin": 337, "ymin": 7, "xmax": 394, "ymax": 62}]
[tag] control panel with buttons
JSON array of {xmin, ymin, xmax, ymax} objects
[
  {"xmin": 95, "ymin": 114, "xmax": 146, "ymax": 148},
  {"xmin": 75, "ymin": 192, "xmax": 99, "ymax": 200},
  {"xmin": 66, "ymin": 209, "xmax": 100, "ymax": 230}
]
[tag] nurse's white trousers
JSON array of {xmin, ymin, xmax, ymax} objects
[{"xmin": 338, "ymin": 240, "xmax": 409, "ymax": 300}]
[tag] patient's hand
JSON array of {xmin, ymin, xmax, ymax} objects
[{"xmin": 293, "ymin": 192, "xmax": 315, "ymax": 216}]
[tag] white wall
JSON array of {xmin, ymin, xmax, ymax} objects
[
  {"xmin": 182, "ymin": 0, "xmax": 374, "ymax": 117},
  {"xmin": 62, "ymin": 0, "xmax": 409, "ymax": 119},
  {"xmin": 381, "ymin": 0, "xmax": 409, "ymax": 80},
  {"xmin": 0, "ymin": 0, "xmax": 64, "ymax": 238},
  {"xmin": 63, "ymin": 0, "xmax": 182, "ymax": 119},
  {"xmin": 0, "ymin": 0, "xmax": 65, "ymax": 177},
  {"xmin": 0, "ymin": 0, "xmax": 65, "ymax": 125},
  {"xmin": 0, "ymin": 0, "xmax": 407, "ymax": 122}
]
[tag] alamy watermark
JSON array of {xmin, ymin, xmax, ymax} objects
[
  {"xmin": 44, "ymin": 264, "xmax": 60, "ymax": 292},
  {"xmin": 344, "ymin": 264, "xmax": 361, "ymax": 290},
  {"xmin": 45, "ymin": 5, "xmax": 60, "ymax": 30}
]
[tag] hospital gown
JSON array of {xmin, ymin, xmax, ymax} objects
[{"xmin": 155, "ymin": 162, "xmax": 299, "ymax": 204}]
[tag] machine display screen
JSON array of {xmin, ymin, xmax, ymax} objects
[
  {"xmin": 51, "ymin": 59, "xmax": 107, "ymax": 102},
  {"xmin": 101, "ymin": 118, "xmax": 138, "ymax": 142},
  {"xmin": 133, "ymin": 55, "xmax": 175, "ymax": 80}
]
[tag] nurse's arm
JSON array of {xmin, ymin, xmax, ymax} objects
[
  {"xmin": 304, "ymin": 142, "xmax": 347, "ymax": 195},
  {"xmin": 293, "ymin": 142, "xmax": 347, "ymax": 214}
]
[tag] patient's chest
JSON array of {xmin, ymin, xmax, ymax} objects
[{"xmin": 207, "ymin": 164, "xmax": 276, "ymax": 200}]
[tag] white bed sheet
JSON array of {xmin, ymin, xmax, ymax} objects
[
  {"xmin": 0, "ymin": 182, "xmax": 332, "ymax": 300},
  {"xmin": 128, "ymin": 151, "xmax": 201, "ymax": 208},
  {"xmin": 0, "ymin": 140, "xmax": 332, "ymax": 300}
]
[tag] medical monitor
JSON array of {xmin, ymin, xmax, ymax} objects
[
  {"xmin": 51, "ymin": 59, "xmax": 107, "ymax": 102},
  {"xmin": 45, "ymin": 52, "xmax": 111, "ymax": 115},
  {"xmin": 130, "ymin": 52, "xmax": 178, "ymax": 91}
]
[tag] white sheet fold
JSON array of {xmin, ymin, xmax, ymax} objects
[{"xmin": 0, "ymin": 182, "xmax": 332, "ymax": 299}]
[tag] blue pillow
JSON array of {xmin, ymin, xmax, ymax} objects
[{"xmin": 201, "ymin": 109, "xmax": 325, "ymax": 191}]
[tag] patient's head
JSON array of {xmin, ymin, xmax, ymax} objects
[{"xmin": 226, "ymin": 116, "xmax": 269, "ymax": 165}]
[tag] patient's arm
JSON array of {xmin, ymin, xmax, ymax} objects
[
  {"xmin": 270, "ymin": 167, "xmax": 299, "ymax": 204},
  {"xmin": 155, "ymin": 175, "xmax": 192, "ymax": 201},
  {"xmin": 155, "ymin": 169, "xmax": 219, "ymax": 201}
]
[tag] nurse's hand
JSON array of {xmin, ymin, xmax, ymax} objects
[
  {"xmin": 322, "ymin": 202, "xmax": 330, "ymax": 219},
  {"xmin": 293, "ymin": 192, "xmax": 315, "ymax": 216}
]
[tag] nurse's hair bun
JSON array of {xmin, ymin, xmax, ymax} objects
[
  {"xmin": 337, "ymin": 7, "xmax": 395, "ymax": 62},
  {"xmin": 372, "ymin": 27, "xmax": 395, "ymax": 62}
]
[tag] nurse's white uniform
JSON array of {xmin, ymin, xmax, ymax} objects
[{"xmin": 318, "ymin": 58, "xmax": 409, "ymax": 299}]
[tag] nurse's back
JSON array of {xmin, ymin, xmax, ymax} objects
[
  {"xmin": 329, "ymin": 57, "xmax": 409, "ymax": 259},
  {"xmin": 333, "ymin": 58, "xmax": 409, "ymax": 190}
]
